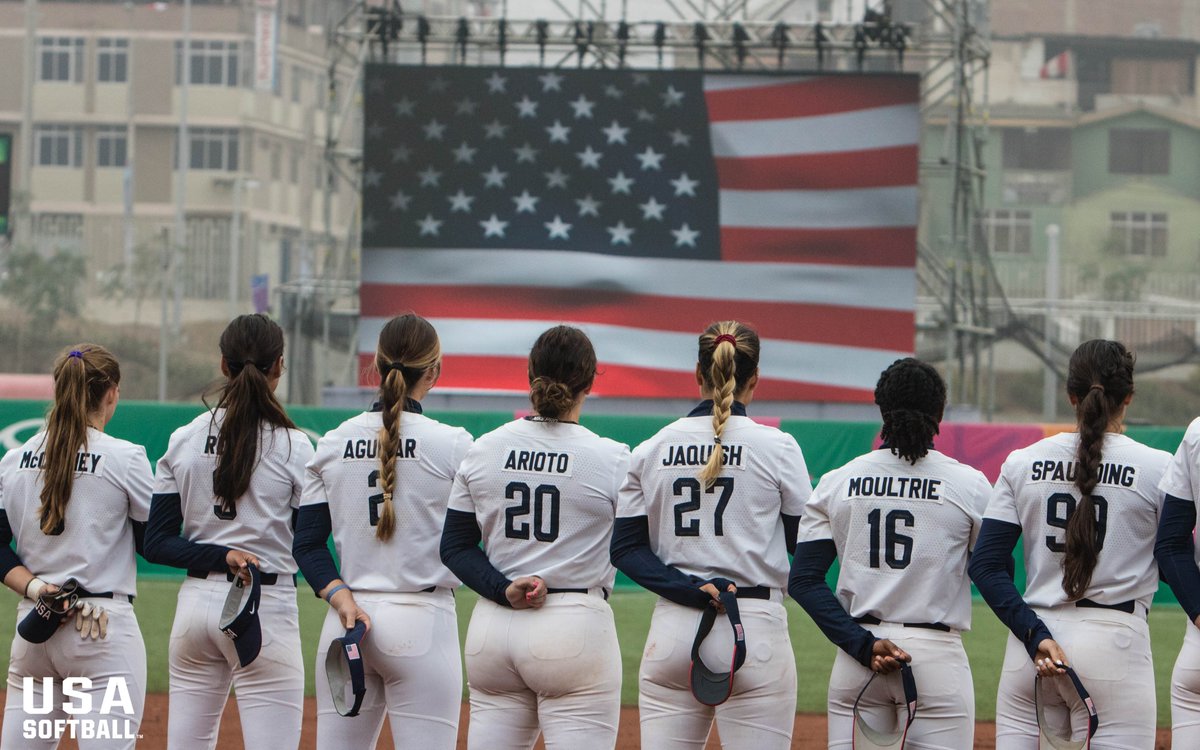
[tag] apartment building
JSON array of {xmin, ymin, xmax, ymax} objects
[{"xmin": 0, "ymin": 0, "xmax": 359, "ymax": 321}]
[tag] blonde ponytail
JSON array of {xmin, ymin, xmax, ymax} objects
[
  {"xmin": 696, "ymin": 321, "xmax": 761, "ymax": 489},
  {"xmin": 373, "ymin": 314, "xmax": 441, "ymax": 542}
]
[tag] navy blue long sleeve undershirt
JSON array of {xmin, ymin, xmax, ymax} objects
[
  {"xmin": 143, "ymin": 492, "xmax": 230, "ymax": 572},
  {"xmin": 440, "ymin": 508, "xmax": 512, "ymax": 607},
  {"xmin": 788, "ymin": 539, "xmax": 876, "ymax": 666},
  {"xmin": 292, "ymin": 503, "xmax": 340, "ymax": 597},
  {"xmin": 968, "ymin": 518, "xmax": 1053, "ymax": 659},
  {"xmin": 610, "ymin": 516, "xmax": 714, "ymax": 609},
  {"xmin": 0, "ymin": 511, "xmax": 24, "ymax": 583},
  {"xmin": 1156, "ymin": 494, "xmax": 1200, "ymax": 622}
]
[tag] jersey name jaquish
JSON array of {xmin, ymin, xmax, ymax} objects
[{"xmin": 618, "ymin": 415, "xmax": 810, "ymax": 589}]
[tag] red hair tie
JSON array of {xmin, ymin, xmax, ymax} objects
[{"xmin": 714, "ymin": 333, "xmax": 737, "ymax": 348}]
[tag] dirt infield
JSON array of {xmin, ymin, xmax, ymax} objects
[{"xmin": 40, "ymin": 695, "xmax": 1173, "ymax": 748}]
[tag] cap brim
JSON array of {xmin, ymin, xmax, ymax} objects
[
  {"xmin": 852, "ymin": 712, "xmax": 908, "ymax": 749},
  {"xmin": 218, "ymin": 566, "xmax": 262, "ymax": 667},
  {"xmin": 325, "ymin": 622, "xmax": 368, "ymax": 716},
  {"xmin": 689, "ymin": 662, "xmax": 734, "ymax": 707}
]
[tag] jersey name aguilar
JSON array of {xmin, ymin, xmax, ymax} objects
[
  {"xmin": 339, "ymin": 438, "xmax": 417, "ymax": 461},
  {"xmin": 659, "ymin": 443, "xmax": 746, "ymax": 469},
  {"xmin": 18, "ymin": 451, "xmax": 103, "ymax": 474},
  {"xmin": 1028, "ymin": 460, "xmax": 1136, "ymax": 487}
]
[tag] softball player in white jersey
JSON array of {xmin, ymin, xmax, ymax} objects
[
  {"xmin": 294, "ymin": 314, "xmax": 473, "ymax": 750},
  {"xmin": 970, "ymin": 339, "xmax": 1170, "ymax": 750},
  {"xmin": 0, "ymin": 345, "xmax": 151, "ymax": 750},
  {"xmin": 1155, "ymin": 415, "xmax": 1200, "ymax": 745},
  {"xmin": 144, "ymin": 314, "xmax": 313, "ymax": 750},
  {"xmin": 441, "ymin": 325, "xmax": 630, "ymax": 750},
  {"xmin": 791, "ymin": 358, "xmax": 991, "ymax": 750},
  {"xmin": 612, "ymin": 321, "xmax": 810, "ymax": 750}
]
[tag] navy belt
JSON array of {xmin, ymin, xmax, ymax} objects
[
  {"xmin": 546, "ymin": 587, "xmax": 610, "ymax": 600},
  {"xmin": 188, "ymin": 569, "xmax": 294, "ymax": 586},
  {"xmin": 855, "ymin": 614, "xmax": 951, "ymax": 632},
  {"xmin": 1076, "ymin": 597, "xmax": 1135, "ymax": 614},
  {"xmin": 76, "ymin": 586, "xmax": 133, "ymax": 604},
  {"xmin": 734, "ymin": 586, "xmax": 773, "ymax": 600}
]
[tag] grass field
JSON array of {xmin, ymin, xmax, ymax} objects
[{"xmin": 0, "ymin": 581, "xmax": 1186, "ymax": 727}]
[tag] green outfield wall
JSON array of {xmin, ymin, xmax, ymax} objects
[{"xmin": 0, "ymin": 400, "xmax": 1187, "ymax": 602}]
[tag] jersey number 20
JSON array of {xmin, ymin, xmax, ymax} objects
[{"xmin": 504, "ymin": 482, "xmax": 560, "ymax": 542}]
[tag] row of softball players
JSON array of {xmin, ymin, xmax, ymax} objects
[{"xmin": 3, "ymin": 311, "xmax": 1200, "ymax": 750}]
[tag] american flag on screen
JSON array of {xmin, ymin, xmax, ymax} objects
[{"xmin": 359, "ymin": 65, "xmax": 918, "ymax": 402}]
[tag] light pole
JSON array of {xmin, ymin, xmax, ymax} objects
[
  {"xmin": 1042, "ymin": 224, "xmax": 1061, "ymax": 420},
  {"xmin": 227, "ymin": 175, "xmax": 259, "ymax": 320},
  {"xmin": 172, "ymin": 0, "xmax": 191, "ymax": 336}
]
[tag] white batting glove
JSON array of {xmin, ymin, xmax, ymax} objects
[{"xmin": 73, "ymin": 601, "xmax": 109, "ymax": 640}]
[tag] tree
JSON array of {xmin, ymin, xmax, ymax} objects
[
  {"xmin": 98, "ymin": 242, "xmax": 164, "ymax": 328},
  {"xmin": 0, "ymin": 246, "xmax": 86, "ymax": 368}
]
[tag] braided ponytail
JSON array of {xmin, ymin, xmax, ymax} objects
[
  {"xmin": 374, "ymin": 314, "xmax": 440, "ymax": 542},
  {"xmin": 1061, "ymin": 340, "xmax": 1135, "ymax": 600},
  {"xmin": 697, "ymin": 321, "xmax": 760, "ymax": 489}
]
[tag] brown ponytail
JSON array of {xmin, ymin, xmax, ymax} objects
[
  {"xmin": 1061, "ymin": 339, "xmax": 1135, "ymax": 600},
  {"xmin": 697, "ymin": 321, "xmax": 760, "ymax": 489},
  {"xmin": 374, "ymin": 314, "xmax": 440, "ymax": 541},
  {"xmin": 527, "ymin": 326, "xmax": 596, "ymax": 420},
  {"xmin": 207, "ymin": 314, "xmax": 296, "ymax": 517},
  {"xmin": 39, "ymin": 345, "xmax": 121, "ymax": 534}
]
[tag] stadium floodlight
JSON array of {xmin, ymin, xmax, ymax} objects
[
  {"xmin": 573, "ymin": 21, "xmax": 593, "ymax": 68},
  {"xmin": 653, "ymin": 22, "xmax": 667, "ymax": 68},
  {"xmin": 616, "ymin": 20, "xmax": 631, "ymax": 68},
  {"xmin": 416, "ymin": 15, "xmax": 431, "ymax": 64},
  {"xmin": 455, "ymin": 17, "xmax": 470, "ymax": 64},
  {"xmin": 535, "ymin": 19, "xmax": 549, "ymax": 66},
  {"xmin": 853, "ymin": 23, "xmax": 868, "ymax": 71},
  {"xmin": 693, "ymin": 22, "xmax": 709, "ymax": 69},
  {"xmin": 813, "ymin": 22, "xmax": 828, "ymax": 70},
  {"xmin": 497, "ymin": 18, "xmax": 508, "ymax": 66},
  {"xmin": 771, "ymin": 22, "xmax": 789, "ymax": 70},
  {"xmin": 732, "ymin": 23, "xmax": 749, "ymax": 70}
]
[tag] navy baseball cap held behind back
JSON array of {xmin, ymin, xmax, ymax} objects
[
  {"xmin": 219, "ymin": 563, "xmax": 263, "ymax": 667},
  {"xmin": 325, "ymin": 621, "xmax": 368, "ymax": 717},
  {"xmin": 689, "ymin": 590, "xmax": 747, "ymax": 706}
]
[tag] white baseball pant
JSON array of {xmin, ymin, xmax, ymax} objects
[
  {"xmin": 827, "ymin": 621, "xmax": 973, "ymax": 750},
  {"xmin": 638, "ymin": 594, "xmax": 797, "ymax": 750},
  {"xmin": 314, "ymin": 589, "xmax": 461, "ymax": 750},
  {"xmin": 166, "ymin": 574, "xmax": 304, "ymax": 750},
  {"xmin": 464, "ymin": 591, "xmax": 621, "ymax": 750},
  {"xmin": 2, "ymin": 598, "xmax": 145, "ymax": 750},
  {"xmin": 1169, "ymin": 618, "xmax": 1200, "ymax": 746},
  {"xmin": 994, "ymin": 605, "xmax": 1154, "ymax": 750}
]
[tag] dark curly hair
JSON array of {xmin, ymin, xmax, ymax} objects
[{"xmin": 875, "ymin": 358, "xmax": 946, "ymax": 465}]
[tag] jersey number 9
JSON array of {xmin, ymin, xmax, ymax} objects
[{"xmin": 1045, "ymin": 492, "xmax": 1108, "ymax": 553}]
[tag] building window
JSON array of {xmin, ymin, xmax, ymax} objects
[
  {"xmin": 38, "ymin": 37, "xmax": 84, "ymax": 82},
  {"xmin": 95, "ymin": 126, "xmax": 128, "ymax": 168},
  {"xmin": 1110, "ymin": 212, "xmax": 1167, "ymax": 257},
  {"xmin": 1002, "ymin": 128, "xmax": 1071, "ymax": 171},
  {"xmin": 184, "ymin": 128, "xmax": 239, "ymax": 171},
  {"xmin": 35, "ymin": 125, "xmax": 82, "ymax": 167},
  {"xmin": 979, "ymin": 209, "xmax": 1032, "ymax": 255},
  {"xmin": 288, "ymin": 146, "xmax": 300, "ymax": 184},
  {"xmin": 290, "ymin": 65, "xmax": 304, "ymax": 104},
  {"xmin": 270, "ymin": 142, "xmax": 282, "ymax": 180},
  {"xmin": 1109, "ymin": 128, "xmax": 1170, "ymax": 175},
  {"xmin": 175, "ymin": 40, "xmax": 240, "ymax": 87},
  {"xmin": 97, "ymin": 38, "xmax": 129, "ymax": 83}
]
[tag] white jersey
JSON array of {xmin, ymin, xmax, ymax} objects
[
  {"xmin": 798, "ymin": 448, "xmax": 991, "ymax": 631},
  {"xmin": 301, "ymin": 409, "xmax": 473, "ymax": 592},
  {"xmin": 1161, "ymin": 417, "xmax": 1200, "ymax": 568},
  {"xmin": 0, "ymin": 429, "xmax": 152, "ymax": 597},
  {"xmin": 617, "ymin": 415, "xmax": 810, "ymax": 589},
  {"xmin": 446, "ymin": 418, "xmax": 630, "ymax": 591},
  {"xmin": 154, "ymin": 410, "xmax": 313, "ymax": 575},
  {"xmin": 985, "ymin": 431, "xmax": 1170, "ymax": 611}
]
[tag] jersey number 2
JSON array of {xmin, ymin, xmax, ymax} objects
[
  {"xmin": 367, "ymin": 469, "xmax": 384, "ymax": 526},
  {"xmin": 504, "ymin": 482, "xmax": 560, "ymax": 542},
  {"xmin": 673, "ymin": 477, "xmax": 734, "ymax": 536},
  {"xmin": 867, "ymin": 508, "xmax": 914, "ymax": 569}
]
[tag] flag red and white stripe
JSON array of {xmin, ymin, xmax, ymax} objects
[{"xmin": 358, "ymin": 71, "xmax": 919, "ymax": 402}]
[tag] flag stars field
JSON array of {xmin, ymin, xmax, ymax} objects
[{"xmin": 361, "ymin": 66, "xmax": 919, "ymax": 398}]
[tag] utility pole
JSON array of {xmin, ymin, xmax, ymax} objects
[
  {"xmin": 1042, "ymin": 224, "xmax": 1061, "ymax": 420},
  {"xmin": 172, "ymin": 0, "xmax": 191, "ymax": 335},
  {"xmin": 16, "ymin": 0, "xmax": 37, "ymax": 247}
]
